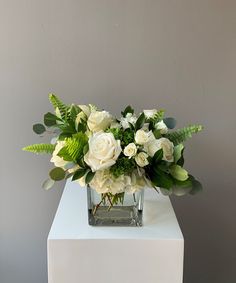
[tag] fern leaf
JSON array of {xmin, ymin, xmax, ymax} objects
[
  {"xmin": 165, "ymin": 124, "xmax": 203, "ymax": 145},
  {"xmin": 57, "ymin": 132, "xmax": 88, "ymax": 162},
  {"xmin": 48, "ymin": 94, "xmax": 69, "ymax": 120},
  {"xmin": 151, "ymin": 109, "xmax": 165, "ymax": 123},
  {"xmin": 22, "ymin": 143, "xmax": 55, "ymax": 154}
]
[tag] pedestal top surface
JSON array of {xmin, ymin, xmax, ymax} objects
[{"xmin": 48, "ymin": 181, "xmax": 183, "ymax": 240}]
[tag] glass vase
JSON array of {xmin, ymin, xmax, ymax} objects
[{"xmin": 87, "ymin": 186, "xmax": 144, "ymax": 226}]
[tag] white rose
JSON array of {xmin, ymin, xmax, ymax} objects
[
  {"xmin": 144, "ymin": 137, "xmax": 174, "ymax": 161},
  {"xmin": 120, "ymin": 113, "xmax": 137, "ymax": 129},
  {"xmin": 155, "ymin": 120, "xmax": 168, "ymax": 134},
  {"xmin": 78, "ymin": 104, "xmax": 91, "ymax": 117},
  {"xmin": 124, "ymin": 143, "xmax": 137, "ymax": 158},
  {"xmin": 87, "ymin": 110, "xmax": 112, "ymax": 132},
  {"xmin": 50, "ymin": 141, "xmax": 68, "ymax": 168},
  {"xmin": 135, "ymin": 129, "xmax": 154, "ymax": 145},
  {"xmin": 143, "ymin": 109, "xmax": 157, "ymax": 118},
  {"xmin": 84, "ymin": 131, "xmax": 122, "ymax": 172},
  {"xmin": 110, "ymin": 121, "xmax": 121, "ymax": 129},
  {"xmin": 135, "ymin": 152, "xmax": 149, "ymax": 167}
]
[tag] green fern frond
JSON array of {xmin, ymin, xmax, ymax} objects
[
  {"xmin": 151, "ymin": 109, "xmax": 165, "ymax": 123},
  {"xmin": 57, "ymin": 132, "xmax": 88, "ymax": 162},
  {"xmin": 48, "ymin": 94, "xmax": 69, "ymax": 120},
  {"xmin": 165, "ymin": 125, "xmax": 203, "ymax": 145},
  {"xmin": 22, "ymin": 144, "xmax": 55, "ymax": 154}
]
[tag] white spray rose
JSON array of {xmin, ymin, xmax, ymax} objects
[
  {"xmin": 120, "ymin": 113, "xmax": 137, "ymax": 129},
  {"xmin": 144, "ymin": 137, "xmax": 174, "ymax": 161},
  {"xmin": 124, "ymin": 143, "xmax": 137, "ymax": 158},
  {"xmin": 135, "ymin": 152, "xmax": 149, "ymax": 167},
  {"xmin": 84, "ymin": 131, "xmax": 122, "ymax": 172},
  {"xmin": 87, "ymin": 110, "xmax": 112, "ymax": 132},
  {"xmin": 155, "ymin": 120, "xmax": 168, "ymax": 134},
  {"xmin": 143, "ymin": 109, "xmax": 157, "ymax": 118},
  {"xmin": 50, "ymin": 141, "xmax": 68, "ymax": 168},
  {"xmin": 75, "ymin": 111, "xmax": 86, "ymax": 129},
  {"xmin": 135, "ymin": 129, "xmax": 155, "ymax": 145},
  {"xmin": 78, "ymin": 104, "xmax": 91, "ymax": 117}
]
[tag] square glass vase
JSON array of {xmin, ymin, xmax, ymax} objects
[{"xmin": 87, "ymin": 186, "xmax": 144, "ymax": 227}]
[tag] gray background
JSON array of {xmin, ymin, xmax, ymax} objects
[{"xmin": 0, "ymin": 0, "xmax": 235, "ymax": 282}]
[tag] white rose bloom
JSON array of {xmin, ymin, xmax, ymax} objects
[
  {"xmin": 124, "ymin": 143, "xmax": 137, "ymax": 158},
  {"xmin": 120, "ymin": 113, "xmax": 137, "ymax": 129},
  {"xmin": 110, "ymin": 121, "xmax": 121, "ymax": 129},
  {"xmin": 87, "ymin": 110, "xmax": 112, "ymax": 132},
  {"xmin": 155, "ymin": 120, "xmax": 168, "ymax": 134},
  {"xmin": 50, "ymin": 141, "xmax": 68, "ymax": 168},
  {"xmin": 135, "ymin": 152, "xmax": 149, "ymax": 167},
  {"xmin": 84, "ymin": 131, "xmax": 122, "ymax": 172},
  {"xmin": 144, "ymin": 137, "xmax": 174, "ymax": 161},
  {"xmin": 143, "ymin": 109, "xmax": 157, "ymax": 118},
  {"xmin": 78, "ymin": 104, "xmax": 91, "ymax": 117},
  {"xmin": 135, "ymin": 129, "xmax": 155, "ymax": 145}
]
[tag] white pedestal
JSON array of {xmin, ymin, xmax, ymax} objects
[{"xmin": 48, "ymin": 181, "xmax": 184, "ymax": 283}]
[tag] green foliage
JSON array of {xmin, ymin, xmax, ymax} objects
[
  {"xmin": 48, "ymin": 93, "xmax": 69, "ymax": 120},
  {"xmin": 152, "ymin": 149, "xmax": 163, "ymax": 164},
  {"xmin": 85, "ymin": 171, "xmax": 95, "ymax": 184},
  {"xmin": 122, "ymin": 129, "xmax": 134, "ymax": 145},
  {"xmin": 165, "ymin": 124, "xmax": 203, "ymax": 145},
  {"xmin": 121, "ymin": 105, "xmax": 134, "ymax": 117},
  {"xmin": 72, "ymin": 169, "xmax": 88, "ymax": 181},
  {"xmin": 22, "ymin": 143, "xmax": 55, "ymax": 154},
  {"xmin": 44, "ymin": 112, "xmax": 59, "ymax": 127},
  {"xmin": 42, "ymin": 179, "xmax": 55, "ymax": 190},
  {"xmin": 33, "ymin": 124, "xmax": 46, "ymax": 134},
  {"xmin": 110, "ymin": 157, "xmax": 136, "ymax": 178},
  {"xmin": 106, "ymin": 128, "xmax": 123, "ymax": 140},
  {"xmin": 174, "ymin": 144, "xmax": 184, "ymax": 164},
  {"xmin": 151, "ymin": 109, "xmax": 165, "ymax": 123},
  {"xmin": 135, "ymin": 112, "xmax": 145, "ymax": 130},
  {"xmin": 49, "ymin": 167, "xmax": 66, "ymax": 181},
  {"xmin": 150, "ymin": 168, "xmax": 173, "ymax": 189},
  {"xmin": 69, "ymin": 104, "xmax": 81, "ymax": 121},
  {"xmin": 57, "ymin": 132, "xmax": 88, "ymax": 162}
]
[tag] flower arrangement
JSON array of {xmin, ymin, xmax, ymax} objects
[{"xmin": 23, "ymin": 94, "xmax": 203, "ymax": 207}]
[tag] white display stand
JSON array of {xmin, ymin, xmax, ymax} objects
[{"xmin": 48, "ymin": 181, "xmax": 184, "ymax": 283}]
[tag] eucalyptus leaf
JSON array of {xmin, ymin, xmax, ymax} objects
[
  {"xmin": 49, "ymin": 167, "xmax": 66, "ymax": 181},
  {"xmin": 33, "ymin": 123, "xmax": 46, "ymax": 135},
  {"xmin": 163, "ymin": 117, "xmax": 177, "ymax": 129},
  {"xmin": 44, "ymin": 112, "xmax": 58, "ymax": 127},
  {"xmin": 42, "ymin": 178, "xmax": 55, "ymax": 190}
]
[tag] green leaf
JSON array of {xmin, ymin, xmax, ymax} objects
[
  {"xmin": 150, "ymin": 169, "xmax": 173, "ymax": 189},
  {"xmin": 190, "ymin": 179, "xmax": 203, "ymax": 195},
  {"xmin": 152, "ymin": 149, "xmax": 163, "ymax": 164},
  {"xmin": 135, "ymin": 112, "xmax": 145, "ymax": 130},
  {"xmin": 69, "ymin": 104, "xmax": 81, "ymax": 121},
  {"xmin": 42, "ymin": 179, "xmax": 55, "ymax": 190},
  {"xmin": 83, "ymin": 144, "xmax": 89, "ymax": 155},
  {"xmin": 163, "ymin": 117, "xmax": 176, "ymax": 129},
  {"xmin": 72, "ymin": 169, "xmax": 87, "ymax": 181},
  {"xmin": 174, "ymin": 177, "xmax": 192, "ymax": 188},
  {"xmin": 150, "ymin": 109, "xmax": 165, "ymax": 123},
  {"xmin": 44, "ymin": 112, "xmax": 58, "ymax": 127},
  {"xmin": 174, "ymin": 144, "xmax": 184, "ymax": 164},
  {"xmin": 22, "ymin": 143, "xmax": 55, "ymax": 154},
  {"xmin": 121, "ymin": 105, "xmax": 134, "ymax": 117},
  {"xmin": 85, "ymin": 171, "xmax": 95, "ymax": 184},
  {"xmin": 33, "ymin": 123, "xmax": 46, "ymax": 134},
  {"xmin": 165, "ymin": 124, "xmax": 203, "ymax": 145},
  {"xmin": 49, "ymin": 167, "xmax": 66, "ymax": 181},
  {"xmin": 48, "ymin": 93, "xmax": 69, "ymax": 120},
  {"xmin": 170, "ymin": 165, "xmax": 188, "ymax": 181},
  {"xmin": 153, "ymin": 129, "xmax": 162, "ymax": 139}
]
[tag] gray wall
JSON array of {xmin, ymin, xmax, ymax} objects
[{"xmin": 0, "ymin": 1, "xmax": 235, "ymax": 282}]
